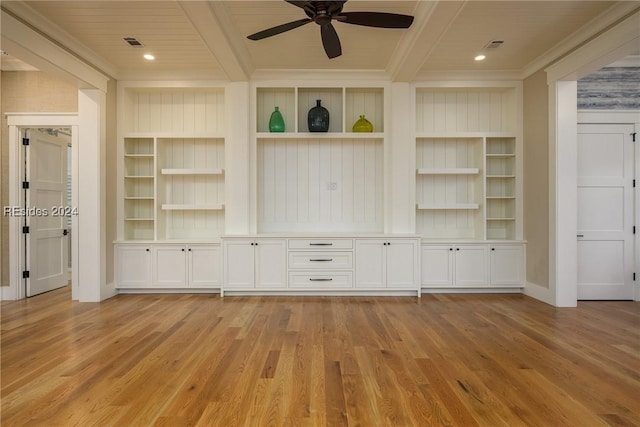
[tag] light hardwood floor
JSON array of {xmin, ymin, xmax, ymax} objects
[{"xmin": 1, "ymin": 287, "xmax": 639, "ymax": 426}]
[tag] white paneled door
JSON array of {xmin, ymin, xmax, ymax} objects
[
  {"xmin": 577, "ymin": 124, "xmax": 635, "ymax": 300},
  {"xmin": 28, "ymin": 130, "xmax": 69, "ymax": 297}
]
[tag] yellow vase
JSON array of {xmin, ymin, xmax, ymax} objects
[{"xmin": 352, "ymin": 115, "xmax": 373, "ymax": 132}]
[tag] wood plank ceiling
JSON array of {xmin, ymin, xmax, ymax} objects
[{"xmin": 7, "ymin": 1, "xmax": 623, "ymax": 80}]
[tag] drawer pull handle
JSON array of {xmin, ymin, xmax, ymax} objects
[
  {"xmin": 309, "ymin": 278, "xmax": 333, "ymax": 281},
  {"xmin": 310, "ymin": 258, "xmax": 333, "ymax": 262},
  {"xmin": 310, "ymin": 243, "xmax": 332, "ymax": 246}
]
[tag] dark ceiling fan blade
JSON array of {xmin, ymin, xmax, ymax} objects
[
  {"xmin": 320, "ymin": 23, "xmax": 342, "ymax": 59},
  {"xmin": 247, "ymin": 18, "xmax": 312, "ymax": 40},
  {"xmin": 285, "ymin": 1, "xmax": 310, "ymax": 9},
  {"xmin": 336, "ymin": 12, "xmax": 414, "ymax": 28}
]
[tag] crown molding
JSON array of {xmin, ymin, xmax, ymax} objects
[
  {"xmin": 413, "ymin": 69, "xmax": 523, "ymax": 82},
  {"xmin": 250, "ymin": 68, "xmax": 390, "ymax": 82}
]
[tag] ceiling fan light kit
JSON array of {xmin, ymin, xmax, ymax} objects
[{"xmin": 247, "ymin": 0, "xmax": 414, "ymax": 59}]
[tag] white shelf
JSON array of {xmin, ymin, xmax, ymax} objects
[
  {"xmin": 124, "ymin": 154, "xmax": 154, "ymax": 158},
  {"xmin": 256, "ymin": 132, "xmax": 384, "ymax": 139},
  {"xmin": 125, "ymin": 197, "xmax": 154, "ymax": 200},
  {"xmin": 125, "ymin": 218, "xmax": 154, "ymax": 221},
  {"xmin": 161, "ymin": 204, "xmax": 225, "ymax": 211},
  {"xmin": 487, "ymin": 218, "xmax": 516, "ymax": 221},
  {"xmin": 417, "ymin": 203, "xmax": 479, "ymax": 210},
  {"xmin": 124, "ymin": 175, "xmax": 154, "ymax": 179},
  {"xmin": 486, "ymin": 175, "xmax": 516, "ymax": 179},
  {"xmin": 486, "ymin": 196, "xmax": 515, "ymax": 199},
  {"xmin": 486, "ymin": 154, "xmax": 515, "ymax": 158},
  {"xmin": 124, "ymin": 132, "xmax": 225, "ymax": 139},
  {"xmin": 161, "ymin": 168, "xmax": 224, "ymax": 175},
  {"xmin": 417, "ymin": 168, "xmax": 479, "ymax": 175},
  {"xmin": 416, "ymin": 132, "xmax": 516, "ymax": 139}
]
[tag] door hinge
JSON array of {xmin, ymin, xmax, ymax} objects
[
  {"xmin": 22, "ymin": 226, "xmax": 29, "ymax": 234},
  {"xmin": 22, "ymin": 181, "xmax": 29, "ymax": 189},
  {"xmin": 22, "ymin": 138, "xmax": 30, "ymax": 146},
  {"xmin": 632, "ymin": 132, "xmax": 637, "ymax": 143},
  {"xmin": 22, "ymin": 271, "xmax": 30, "ymax": 279}
]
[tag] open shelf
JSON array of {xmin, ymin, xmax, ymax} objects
[
  {"xmin": 161, "ymin": 204, "xmax": 225, "ymax": 211},
  {"xmin": 417, "ymin": 168, "xmax": 479, "ymax": 175},
  {"xmin": 161, "ymin": 168, "xmax": 224, "ymax": 175},
  {"xmin": 417, "ymin": 203, "xmax": 480, "ymax": 210}
]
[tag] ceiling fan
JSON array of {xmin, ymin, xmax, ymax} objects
[{"xmin": 247, "ymin": 1, "xmax": 414, "ymax": 59}]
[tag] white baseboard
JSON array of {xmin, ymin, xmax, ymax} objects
[
  {"xmin": 524, "ymin": 281, "xmax": 556, "ymax": 306},
  {"xmin": 0, "ymin": 285, "xmax": 17, "ymax": 301},
  {"xmin": 420, "ymin": 287, "xmax": 523, "ymax": 294},
  {"xmin": 100, "ymin": 282, "xmax": 118, "ymax": 301}
]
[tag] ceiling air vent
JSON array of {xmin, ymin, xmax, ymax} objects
[
  {"xmin": 484, "ymin": 40, "xmax": 504, "ymax": 49},
  {"xmin": 123, "ymin": 37, "xmax": 144, "ymax": 48}
]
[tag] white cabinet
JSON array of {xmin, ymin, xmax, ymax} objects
[
  {"xmin": 153, "ymin": 245, "xmax": 188, "ymax": 287},
  {"xmin": 116, "ymin": 244, "xmax": 152, "ymax": 288},
  {"xmin": 116, "ymin": 243, "xmax": 221, "ymax": 289},
  {"xmin": 421, "ymin": 244, "xmax": 489, "ymax": 287},
  {"xmin": 455, "ymin": 245, "xmax": 489, "ymax": 287},
  {"xmin": 489, "ymin": 244, "xmax": 525, "ymax": 286},
  {"xmin": 188, "ymin": 245, "xmax": 221, "ymax": 287},
  {"xmin": 421, "ymin": 243, "xmax": 524, "ymax": 288},
  {"xmin": 355, "ymin": 239, "xmax": 419, "ymax": 290},
  {"xmin": 223, "ymin": 239, "xmax": 287, "ymax": 290}
]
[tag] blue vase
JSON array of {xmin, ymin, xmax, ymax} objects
[
  {"xmin": 308, "ymin": 99, "xmax": 329, "ymax": 132},
  {"xmin": 269, "ymin": 106, "xmax": 285, "ymax": 132}
]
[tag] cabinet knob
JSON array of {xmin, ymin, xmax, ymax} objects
[
  {"xmin": 456, "ymin": 248, "xmax": 460, "ymax": 251},
  {"xmin": 250, "ymin": 242, "xmax": 254, "ymax": 246},
  {"xmin": 491, "ymin": 248, "xmax": 495, "ymax": 251},
  {"xmin": 188, "ymin": 248, "xmax": 192, "ymax": 252},
  {"xmin": 182, "ymin": 248, "xmax": 185, "ymax": 252},
  {"xmin": 146, "ymin": 248, "xmax": 149, "ymax": 252},
  {"xmin": 449, "ymin": 248, "xmax": 453, "ymax": 251}
]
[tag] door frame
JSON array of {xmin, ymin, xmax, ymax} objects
[
  {"xmin": 577, "ymin": 111, "xmax": 640, "ymax": 301},
  {"xmin": 6, "ymin": 113, "xmax": 79, "ymax": 300}
]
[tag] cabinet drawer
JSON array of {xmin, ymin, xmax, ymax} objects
[
  {"xmin": 288, "ymin": 252, "xmax": 353, "ymax": 269},
  {"xmin": 288, "ymin": 272, "xmax": 353, "ymax": 288},
  {"xmin": 288, "ymin": 239, "xmax": 353, "ymax": 250}
]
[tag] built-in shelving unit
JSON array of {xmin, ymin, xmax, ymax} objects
[
  {"xmin": 254, "ymin": 84, "xmax": 386, "ymax": 233},
  {"xmin": 118, "ymin": 85, "xmax": 226, "ymax": 241},
  {"xmin": 414, "ymin": 84, "xmax": 522, "ymax": 241}
]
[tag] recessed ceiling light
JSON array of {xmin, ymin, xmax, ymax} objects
[
  {"xmin": 474, "ymin": 54, "xmax": 486, "ymax": 61},
  {"xmin": 144, "ymin": 54, "xmax": 155, "ymax": 61}
]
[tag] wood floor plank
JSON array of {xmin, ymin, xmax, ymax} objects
[{"xmin": 1, "ymin": 288, "xmax": 639, "ymax": 426}]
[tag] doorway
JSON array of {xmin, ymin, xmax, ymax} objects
[
  {"xmin": 577, "ymin": 123, "xmax": 636, "ymax": 300},
  {"xmin": 22, "ymin": 128, "xmax": 72, "ymax": 297},
  {"xmin": 7, "ymin": 115, "xmax": 79, "ymax": 300}
]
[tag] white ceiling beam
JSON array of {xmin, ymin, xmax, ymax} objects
[
  {"xmin": 386, "ymin": 1, "xmax": 467, "ymax": 83},
  {"xmin": 1, "ymin": 2, "xmax": 118, "ymax": 80},
  {"xmin": 178, "ymin": 1, "xmax": 253, "ymax": 82},
  {"xmin": 1, "ymin": 10, "xmax": 109, "ymax": 92}
]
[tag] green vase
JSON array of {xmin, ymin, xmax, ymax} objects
[
  {"xmin": 269, "ymin": 106, "xmax": 285, "ymax": 132},
  {"xmin": 352, "ymin": 115, "xmax": 373, "ymax": 132}
]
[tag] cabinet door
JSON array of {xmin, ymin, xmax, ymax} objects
[
  {"xmin": 490, "ymin": 244, "xmax": 525, "ymax": 287},
  {"xmin": 254, "ymin": 240, "xmax": 287, "ymax": 289},
  {"xmin": 223, "ymin": 240, "xmax": 255, "ymax": 289},
  {"xmin": 153, "ymin": 245, "xmax": 187, "ymax": 287},
  {"xmin": 355, "ymin": 240, "xmax": 386, "ymax": 288},
  {"xmin": 421, "ymin": 245, "xmax": 454, "ymax": 287},
  {"xmin": 188, "ymin": 245, "xmax": 221, "ymax": 288},
  {"xmin": 116, "ymin": 245, "xmax": 151, "ymax": 288},
  {"xmin": 454, "ymin": 245, "xmax": 489, "ymax": 287},
  {"xmin": 386, "ymin": 239, "xmax": 419, "ymax": 288}
]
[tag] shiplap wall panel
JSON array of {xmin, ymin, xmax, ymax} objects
[
  {"xmin": 127, "ymin": 89, "xmax": 225, "ymax": 134},
  {"xmin": 258, "ymin": 138, "xmax": 383, "ymax": 232},
  {"xmin": 416, "ymin": 138, "xmax": 483, "ymax": 239},
  {"xmin": 416, "ymin": 88, "xmax": 516, "ymax": 133},
  {"xmin": 157, "ymin": 138, "xmax": 225, "ymax": 239}
]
